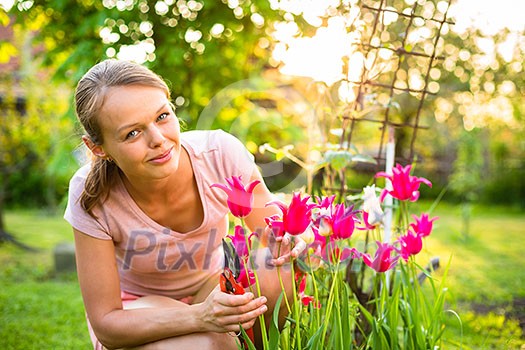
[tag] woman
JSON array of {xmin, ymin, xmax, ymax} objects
[{"xmin": 64, "ymin": 59, "xmax": 302, "ymax": 349}]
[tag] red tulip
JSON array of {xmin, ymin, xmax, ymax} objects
[
  {"xmin": 212, "ymin": 176, "xmax": 260, "ymax": 218},
  {"xmin": 315, "ymin": 194, "xmax": 336, "ymax": 211},
  {"xmin": 312, "ymin": 197, "xmax": 359, "ymax": 240}
]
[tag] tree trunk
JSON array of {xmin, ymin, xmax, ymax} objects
[{"xmin": 0, "ymin": 175, "xmax": 36, "ymax": 251}]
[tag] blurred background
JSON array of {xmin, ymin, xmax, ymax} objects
[{"xmin": 0, "ymin": 0, "xmax": 524, "ymax": 348}]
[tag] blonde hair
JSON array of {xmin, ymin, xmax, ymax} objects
[{"xmin": 75, "ymin": 59, "xmax": 170, "ymax": 216}]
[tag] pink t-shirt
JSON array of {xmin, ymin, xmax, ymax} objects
[{"xmin": 64, "ymin": 130, "xmax": 256, "ymax": 299}]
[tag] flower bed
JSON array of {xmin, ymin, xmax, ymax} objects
[{"xmin": 214, "ymin": 163, "xmax": 450, "ymax": 349}]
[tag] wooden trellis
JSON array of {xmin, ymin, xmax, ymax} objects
[{"xmin": 326, "ymin": 0, "xmax": 454, "ymax": 197}]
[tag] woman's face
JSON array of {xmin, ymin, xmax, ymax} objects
[{"xmin": 94, "ymin": 84, "xmax": 182, "ymax": 183}]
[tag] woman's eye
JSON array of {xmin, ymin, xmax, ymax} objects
[
  {"xmin": 157, "ymin": 112, "xmax": 169, "ymax": 122},
  {"xmin": 126, "ymin": 130, "xmax": 139, "ymax": 140}
]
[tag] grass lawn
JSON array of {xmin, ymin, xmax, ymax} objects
[
  {"xmin": 0, "ymin": 210, "xmax": 91, "ymax": 349},
  {"xmin": 0, "ymin": 203, "xmax": 524, "ymax": 349},
  {"xmin": 415, "ymin": 201, "xmax": 525, "ymax": 349}
]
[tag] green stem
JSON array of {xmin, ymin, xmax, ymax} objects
[
  {"xmin": 320, "ymin": 257, "xmax": 340, "ymax": 347},
  {"xmin": 307, "ymin": 250, "xmax": 321, "ymax": 329},
  {"xmin": 290, "ymin": 260, "xmax": 302, "ymax": 350},
  {"xmin": 408, "ymin": 258, "xmax": 424, "ymax": 346},
  {"xmin": 276, "ymin": 242, "xmax": 292, "ymax": 314},
  {"xmin": 241, "ymin": 218, "xmax": 268, "ymax": 349},
  {"xmin": 371, "ymin": 273, "xmax": 382, "ymax": 317},
  {"xmin": 400, "ymin": 201, "xmax": 409, "ymax": 231}
]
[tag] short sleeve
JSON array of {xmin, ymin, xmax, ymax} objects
[
  {"xmin": 63, "ymin": 164, "xmax": 112, "ymax": 240},
  {"xmin": 215, "ymin": 130, "xmax": 257, "ymax": 181}
]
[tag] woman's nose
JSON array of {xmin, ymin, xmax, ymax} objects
[{"xmin": 149, "ymin": 125, "xmax": 166, "ymax": 147}]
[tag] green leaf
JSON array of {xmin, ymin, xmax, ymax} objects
[
  {"xmin": 323, "ymin": 150, "xmax": 353, "ymax": 171},
  {"xmin": 268, "ymin": 292, "xmax": 283, "ymax": 349},
  {"xmin": 239, "ymin": 327, "xmax": 257, "ymax": 350},
  {"xmin": 340, "ymin": 284, "xmax": 351, "ymax": 347},
  {"xmin": 351, "ymin": 154, "xmax": 377, "ymax": 164},
  {"xmin": 305, "ymin": 326, "xmax": 323, "ymax": 349}
]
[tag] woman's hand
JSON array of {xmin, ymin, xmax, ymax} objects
[
  {"xmin": 266, "ymin": 228, "xmax": 308, "ymax": 267},
  {"xmin": 197, "ymin": 285, "xmax": 267, "ymax": 333}
]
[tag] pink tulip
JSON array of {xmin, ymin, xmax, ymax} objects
[
  {"xmin": 227, "ymin": 225, "xmax": 255, "ymax": 259},
  {"xmin": 398, "ymin": 230, "xmax": 423, "ymax": 261},
  {"xmin": 360, "ymin": 211, "xmax": 378, "ymax": 230},
  {"xmin": 211, "ymin": 176, "xmax": 260, "ymax": 218},
  {"xmin": 265, "ymin": 214, "xmax": 285, "ymax": 239},
  {"xmin": 410, "ymin": 213, "xmax": 438, "ymax": 237},
  {"xmin": 332, "ymin": 204, "xmax": 360, "ymax": 240},
  {"xmin": 315, "ymin": 194, "xmax": 336, "ymax": 211},
  {"xmin": 238, "ymin": 263, "xmax": 256, "ymax": 288},
  {"xmin": 375, "ymin": 163, "xmax": 432, "ymax": 202},
  {"xmin": 306, "ymin": 226, "xmax": 329, "ymax": 262},
  {"xmin": 312, "ymin": 197, "xmax": 360, "ymax": 240},
  {"xmin": 266, "ymin": 192, "xmax": 316, "ymax": 236},
  {"xmin": 313, "ymin": 195, "xmax": 336, "ymax": 236},
  {"xmin": 360, "ymin": 241, "xmax": 399, "ymax": 273}
]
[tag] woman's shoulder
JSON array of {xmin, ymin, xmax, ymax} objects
[
  {"xmin": 181, "ymin": 129, "xmax": 245, "ymax": 154},
  {"xmin": 68, "ymin": 163, "xmax": 91, "ymax": 189},
  {"xmin": 182, "ymin": 129, "xmax": 255, "ymax": 181}
]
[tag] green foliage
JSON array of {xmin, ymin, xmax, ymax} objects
[
  {"xmin": 449, "ymin": 129, "xmax": 484, "ymax": 201},
  {"xmin": 482, "ymin": 165, "xmax": 525, "ymax": 208},
  {"xmin": 0, "ymin": 14, "xmax": 79, "ymax": 211},
  {"xmin": 481, "ymin": 129, "xmax": 525, "ymax": 208},
  {"xmin": 263, "ymin": 239, "xmax": 450, "ymax": 350},
  {"xmin": 7, "ymin": 0, "xmax": 289, "ymax": 210},
  {"xmin": 447, "ymin": 129, "xmax": 485, "ymax": 237},
  {"xmin": 0, "ymin": 74, "xmax": 75, "ymax": 209},
  {"xmin": 5, "ymin": 0, "xmax": 525, "ymax": 209},
  {"xmin": 11, "ymin": 0, "xmax": 282, "ymax": 126}
]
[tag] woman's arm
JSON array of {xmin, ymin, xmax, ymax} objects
[
  {"xmin": 243, "ymin": 169, "xmax": 280, "ymax": 236},
  {"xmin": 74, "ymin": 229, "xmax": 267, "ymax": 349}
]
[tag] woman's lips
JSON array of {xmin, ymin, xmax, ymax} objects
[{"xmin": 149, "ymin": 148, "xmax": 173, "ymax": 164}]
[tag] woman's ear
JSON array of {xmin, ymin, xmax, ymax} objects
[{"xmin": 82, "ymin": 135, "xmax": 107, "ymax": 159}]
